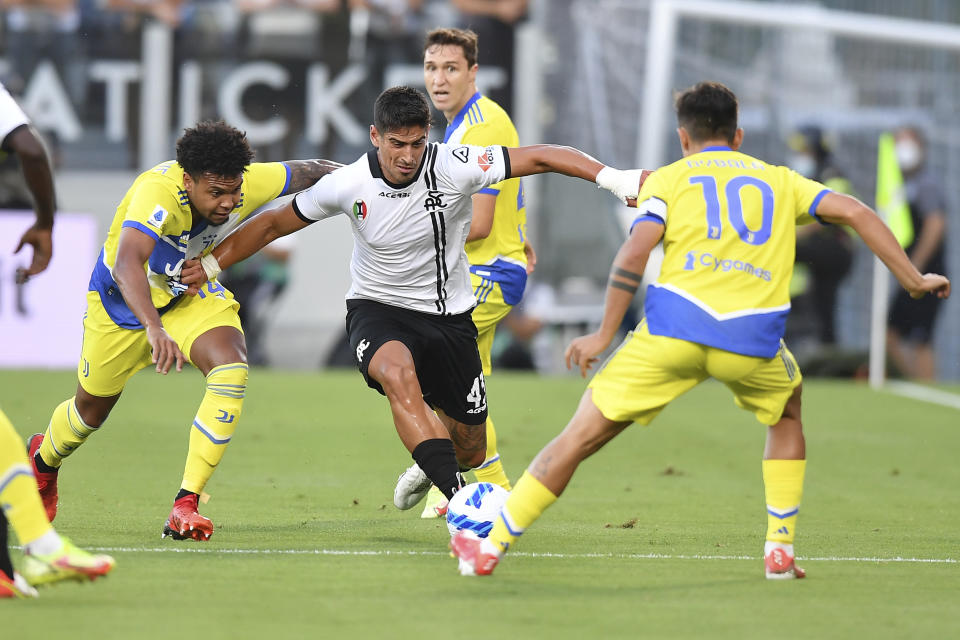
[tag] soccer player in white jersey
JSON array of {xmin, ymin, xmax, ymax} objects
[
  {"xmin": 406, "ymin": 27, "xmax": 529, "ymax": 518},
  {"xmin": 450, "ymin": 81, "xmax": 950, "ymax": 579},
  {"xmin": 181, "ymin": 86, "xmax": 643, "ymax": 514},
  {"xmin": 0, "ymin": 81, "xmax": 114, "ymax": 598},
  {"xmin": 27, "ymin": 121, "xmax": 339, "ymax": 542}
]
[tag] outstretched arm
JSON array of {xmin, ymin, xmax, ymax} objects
[
  {"xmin": 505, "ymin": 145, "xmax": 649, "ymax": 205},
  {"xmin": 283, "ymin": 159, "xmax": 342, "ymax": 192},
  {"xmin": 565, "ymin": 220, "xmax": 664, "ymax": 377},
  {"xmin": 815, "ymin": 192, "xmax": 950, "ymax": 299},
  {"xmin": 8, "ymin": 124, "xmax": 56, "ymax": 281},
  {"xmin": 181, "ymin": 201, "xmax": 310, "ymax": 287}
]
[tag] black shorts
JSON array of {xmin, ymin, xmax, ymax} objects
[
  {"xmin": 345, "ymin": 299, "xmax": 488, "ymax": 425},
  {"xmin": 889, "ymin": 288, "xmax": 943, "ymax": 344}
]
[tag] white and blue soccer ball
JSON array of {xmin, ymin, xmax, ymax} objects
[{"xmin": 446, "ymin": 482, "xmax": 509, "ymax": 538}]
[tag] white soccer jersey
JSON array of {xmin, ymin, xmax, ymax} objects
[
  {"xmin": 293, "ymin": 143, "xmax": 511, "ymax": 315},
  {"xmin": 0, "ymin": 82, "xmax": 30, "ymax": 143}
]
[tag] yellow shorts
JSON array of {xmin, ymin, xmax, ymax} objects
[
  {"xmin": 78, "ymin": 282, "xmax": 242, "ymax": 397},
  {"xmin": 471, "ymin": 287, "xmax": 512, "ymax": 376},
  {"xmin": 589, "ymin": 321, "xmax": 802, "ymax": 426}
]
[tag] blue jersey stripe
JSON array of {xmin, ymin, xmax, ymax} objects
[
  {"xmin": 121, "ymin": 220, "xmax": 160, "ymax": 242},
  {"xmin": 645, "ymin": 285, "xmax": 788, "ymax": 358}
]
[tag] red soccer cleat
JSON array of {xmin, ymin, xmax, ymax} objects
[
  {"xmin": 449, "ymin": 530, "xmax": 501, "ymax": 576},
  {"xmin": 765, "ymin": 543, "xmax": 806, "ymax": 580},
  {"xmin": 0, "ymin": 572, "xmax": 38, "ymax": 598},
  {"xmin": 162, "ymin": 494, "xmax": 214, "ymax": 541},
  {"xmin": 27, "ymin": 433, "xmax": 58, "ymax": 522}
]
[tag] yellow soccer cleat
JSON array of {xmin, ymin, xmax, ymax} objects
[
  {"xmin": 419, "ymin": 485, "xmax": 449, "ymax": 519},
  {"xmin": 22, "ymin": 537, "xmax": 115, "ymax": 586}
]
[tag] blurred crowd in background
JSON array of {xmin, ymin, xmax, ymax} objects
[
  {"xmin": 0, "ymin": 0, "xmax": 530, "ymax": 167},
  {"xmin": 0, "ymin": 0, "xmax": 955, "ymax": 380}
]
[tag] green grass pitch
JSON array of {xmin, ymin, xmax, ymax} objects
[{"xmin": 2, "ymin": 368, "xmax": 957, "ymax": 638}]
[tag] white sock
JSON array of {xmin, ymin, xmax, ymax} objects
[
  {"xmin": 764, "ymin": 540, "xmax": 794, "ymax": 557},
  {"xmin": 23, "ymin": 529, "xmax": 62, "ymax": 556}
]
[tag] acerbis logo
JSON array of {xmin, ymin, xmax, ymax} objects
[
  {"xmin": 378, "ymin": 191, "xmax": 410, "ymax": 198},
  {"xmin": 352, "ymin": 199, "xmax": 368, "ymax": 221},
  {"xmin": 453, "ymin": 146, "xmax": 470, "ymax": 163}
]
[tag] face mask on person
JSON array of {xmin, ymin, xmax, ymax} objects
[
  {"xmin": 789, "ymin": 153, "xmax": 816, "ymax": 178},
  {"xmin": 895, "ymin": 140, "xmax": 922, "ymax": 172}
]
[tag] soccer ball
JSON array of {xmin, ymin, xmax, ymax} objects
[{"xmin": 446, "ymin": 482, "xmax": 509, "ymax": 538}]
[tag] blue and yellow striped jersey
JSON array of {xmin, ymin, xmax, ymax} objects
[
  {"xmin": 632, "ymin": 145, "xmax": 830, "ymax": 357},
  {"xmin": 444, "ymin": 92, "xmax": 527, "ymax": 305},
  {"xmin": 89, "ymin": 161, "xmax": 290, "ymax": 328}
]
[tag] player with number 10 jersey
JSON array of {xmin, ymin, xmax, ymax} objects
[{"xmin": 636, "ymin": 146, "xmax": 830, "ymax": 359}]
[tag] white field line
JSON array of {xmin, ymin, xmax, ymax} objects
[
  {"xmin": 72, "ymin": 546, "xmax": 957, "ymax": 564},
  {"xmin": 883, "ymin": 380, "xmax": 960, "ymax": 411}
]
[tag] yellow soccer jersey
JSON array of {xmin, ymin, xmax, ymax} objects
[
  {"xmin": 89, "ymin": 161, "xmax": 291, "ymax": 328},
  {"xmin": 631, "ymin": 145, "xmax": 830, "ymax": 357},
  {"xmin": 444, "ymin": 93, "xmax": 527, "ymax": 305}
]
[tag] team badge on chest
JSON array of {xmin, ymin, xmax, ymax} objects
[{"xmin": 353, "ymin": 199, "xmax": 368, "ymax": 221}]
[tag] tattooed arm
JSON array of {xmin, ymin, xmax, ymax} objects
[
  {"xmin": 565, "ymin": 220, "xmax": 664, "ymax": 377},
  {"xmin": 282, "ymin": 159, "xmax": 343, "ymax": 192}
]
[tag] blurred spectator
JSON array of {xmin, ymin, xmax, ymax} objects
[
  {"xmin": 101, "ymin": 0, "xmax": 186, "ymax": 27},
  {"xmin": 347, "ymin": 0, "xmax": 424, "ymax": 95},
  {"xmin": 450, "ymin": 0, "xmax": 528, "ymax": 113},
  {"xmin": 784, "ymin": 125, "xmax": 854, "ymax": 350},
  {"xmin": 233, "ymin": 0, "xmax": 345, "ymax": 160},
  {"xmin": 886, "ymin": 126, "xmax": 948, "ymax": 380},
  {"xmin": 220, "ymin": 234, "xmax": 296, "ymax": 366},
  {"xmin": 2, "ymin": 1, "xmax": 85, "ymax": 101}
]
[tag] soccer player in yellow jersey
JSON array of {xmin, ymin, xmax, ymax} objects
[
  {"xmin": 1, "ymin": 83, "xmax": 114, "ymax": 598},
  {"xmin": 411, "ymin": 27, "xmax": 529, "ymax": 517},
  {"xmin": 27, "ymin": 121, "xmax": 339, "ymax": 541},
  {"xmin": 451, "ymin": 81, "xmax": 951, "ymax": 578}
]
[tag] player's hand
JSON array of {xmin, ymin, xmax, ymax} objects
[
  {"xmin": 14, "ymin": 225, "xmax": 53, "ymax": 283},
  {"xmin": 908, "ymin": 273, "xmax": 951, "ymax": 300},
  {"xmin": 565, "ymin": 332, "xmax": 612, "ymax": 378},
  {"xmin": 596, "ymin": 168, "xmax": 652, "ymax": 206},
  {"xmin": 523, "ymin": 241, "xmax": 537, "ymax": 275},
  {"xmin": 180, "ymin": 258, "xmax": 208, "ymax": 294},
  {"xmin": 145, "ymin": 324, "xmax": 186, "ymax": 374}
]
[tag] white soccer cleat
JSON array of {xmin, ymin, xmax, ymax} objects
[{"xmin": 393, "ymin": 463, "xmax": 432, "ymax": 510}]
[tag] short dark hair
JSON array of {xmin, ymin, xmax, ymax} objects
[
  {"xmin": 176, "ymin": 120, "xmax": 254, "ymax": 179},
  {"xmin": 675, "ymin": 82, "xmax": 739, "ymax": 144},
  {"xmin": 374, "ymin": 86, "xmax": 432, "ymax": 134},
  {"xmin": 424, "ymin": 27, "xmax": 479, "ymax": 68}
]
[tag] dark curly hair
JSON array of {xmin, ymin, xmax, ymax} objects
[{"xmin": 176, "ymin": 120, "xmax": 254, "ymax": 179}]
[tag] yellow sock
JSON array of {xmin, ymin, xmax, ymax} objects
[
  {"xmin": 40, "ymin": 397, "xmax": 96, "ymax": 468},
  {"xmin": 486, "ymin": 471, "xmax": 557, "ymax": 554},
  {"xmin": 181, "ymin": 363, "xmax": 248, "ymax": 494},
  {"xmin": 0, "ymin": 411, "xmax": 53, "ymax": 544},
  {"xmin": 472, "ymin": 416, "xmax": 511, "ymax": 490},
  {"xmin": 763, "ymin": 459, "xmax": 806, "ymax": 544}
]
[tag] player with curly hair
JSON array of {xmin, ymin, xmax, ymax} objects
[{"xmin": 27, "ymin": 121, "xmax": 339, "ymax": 541}]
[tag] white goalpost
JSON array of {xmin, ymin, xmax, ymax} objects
[{"xmin": 639, "ymin": 0, "xmax": 960, "ymax": 392}]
